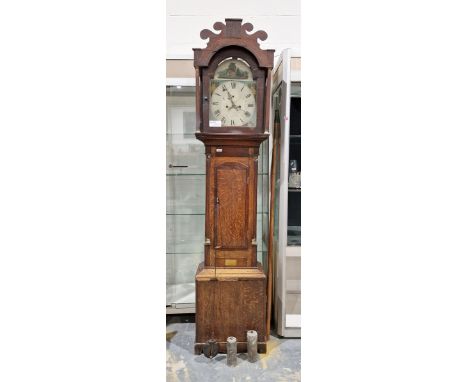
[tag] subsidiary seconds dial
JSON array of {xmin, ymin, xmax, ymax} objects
[{"xmin": 210, "ymin": 81, "xmax": 256, "ymax": 127}]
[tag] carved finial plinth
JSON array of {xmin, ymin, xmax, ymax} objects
[
  {"xmin": 194, "ymin": 18, "xmax": 274, "ymax": 69},
  {"xmin": 200, "ymin": 18, "xmax": 268, "ymax": 48}
]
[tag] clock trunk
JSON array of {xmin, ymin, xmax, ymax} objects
[{"xmin": 204, "ymin": 147, "xmax": 258, "ymax": 268}]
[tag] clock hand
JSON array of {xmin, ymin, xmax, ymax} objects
[{"xmin": 225, "ymin": 90, "xmax": 239, "ymax": 110}]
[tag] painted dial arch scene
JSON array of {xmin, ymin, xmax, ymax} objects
[{"xmin": 209, "ymin": 58, "xmax": 257, "ymax": 128}]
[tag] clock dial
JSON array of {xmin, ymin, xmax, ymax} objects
[
  {"xmin": 209, "ymin": 58, "xmax": 256, "ymax": 128},
  {"xmin": 210, "ymin": 80, "xmax": 256, "ymax": 127}
]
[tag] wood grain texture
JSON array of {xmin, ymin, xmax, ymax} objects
[
  {"xmin": 205, "ymin": 155, "xmax": 257, "ymax": 268},
  {"xmin": 195, "ymin": 262, "xmax": 267, "ymax": 354},
  {"xmin": 215, "ymin": 162, "xmax": 248, "ymax": 249}
]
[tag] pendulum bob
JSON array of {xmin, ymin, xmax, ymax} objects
[{"xmin": 202, "ymin": 339, "xmax": 219, "ymax": 359}]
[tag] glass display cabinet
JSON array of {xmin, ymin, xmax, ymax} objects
[
  {"xmin": 271, "ymin": 49, "xmax": 301, "ymax": 337},
  {"xmin": 166, "ymin": 66, "xmax": 269, "ymax": 314},
  {"xmin": 166, "ymin": 83, "xmax": 203, "ymax": 314}
]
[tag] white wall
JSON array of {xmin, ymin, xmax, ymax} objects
[{"xmin": 166, "ymin": 0, "xmax": 301, "ymax": 60}]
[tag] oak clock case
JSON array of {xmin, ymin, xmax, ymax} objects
[{"xmin": 192, "ymin": 18, "xmax": 274, "ymax": 356}]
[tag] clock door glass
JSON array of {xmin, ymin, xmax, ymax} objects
[{"xmin": 209, "ymin": 58, "xmax": 257, "ymax": 128}]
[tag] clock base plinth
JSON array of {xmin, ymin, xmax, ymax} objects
[{"xmin": 195, "ymin": 262, "xmax": 267, "ymax": 354}]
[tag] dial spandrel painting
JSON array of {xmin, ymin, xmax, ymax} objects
[{"xmin": 209, "ymin": 58, "xmax": 257, "ymax": 128}]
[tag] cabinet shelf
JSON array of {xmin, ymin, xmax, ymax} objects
[
  {"xmin": 285, "ymin": 314, "xmax": 301, "ymax": 329},
  {"xmin": 286, "ymin": 280, "xmax": 301, "ymax": 293},
  {"xmin": 286, "ymin": 246, "xmax": 301, "ymax": 257}
]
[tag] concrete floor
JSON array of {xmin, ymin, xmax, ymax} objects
[{"xmin": 166, "ymin": 315, "xmax": 301, "ymax": 382}]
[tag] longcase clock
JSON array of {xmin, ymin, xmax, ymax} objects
[{"xmin": 193, "ymin": 18, "xmax": 274, "ymax": 355}]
